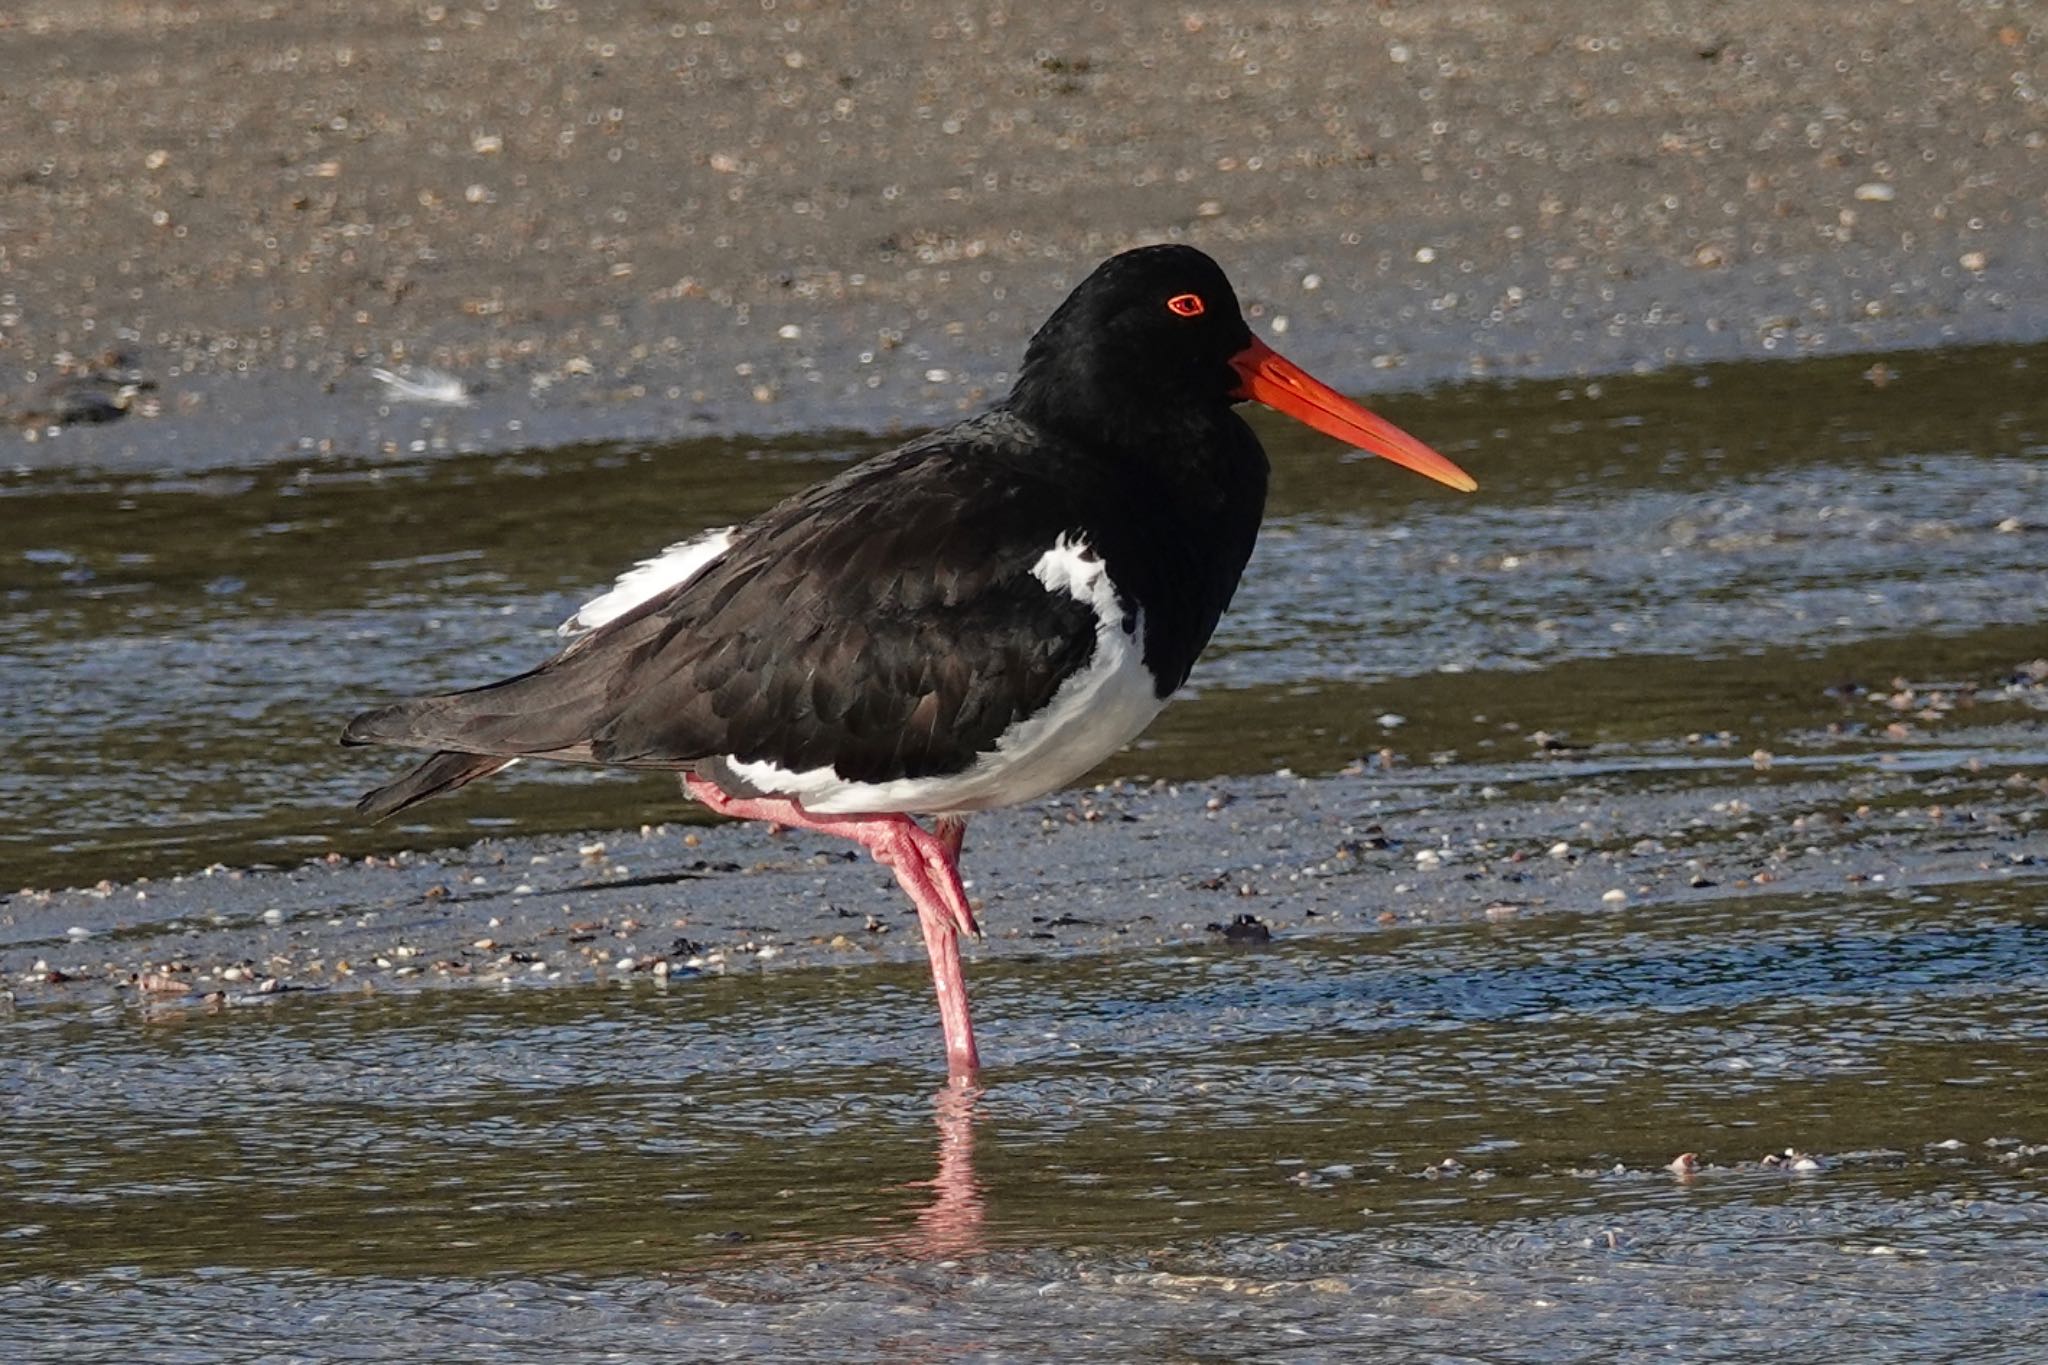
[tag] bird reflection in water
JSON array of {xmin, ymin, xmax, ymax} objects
[{"xmin": 906, "ymin": 1084, "xmax": 986, "ymax": 1259}]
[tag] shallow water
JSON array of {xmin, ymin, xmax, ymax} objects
[
  {"xmin": 4, "ymin": 880, "xmax": 2044, "ymax": 1360},
  {"xmin": 4, "ymin": 344, "xmax": 2047, "ymax": 1360},
  {"xmin": 2, "ymin": 344, "xmax": 2044, "ymax": 889}
]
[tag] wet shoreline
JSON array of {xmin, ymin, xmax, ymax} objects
[
  {"xmin": 7, "ymin": 6, "xmax": 2048, "ymax": 1357},
  {"xmin": 7, "ymin": 1, "xmax": 2047, "ymax": 474},
  {"xmin": 5, "ymin": 339, "xmax": 2045, "ymax": 993},
  {"xmin": 8, "ymin": 738, "xmax": 2044, "ymax": 1016}
]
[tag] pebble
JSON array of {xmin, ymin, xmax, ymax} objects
[
  {"xmin": 1761, "ymin": 1147, "xmax": 1826, "ymax": 1171},
  {"xmin": 1208, "ymin": 914, "xmax": 1272, "ymax": 945}
]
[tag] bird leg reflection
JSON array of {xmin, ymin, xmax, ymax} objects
[{"xmin": 908, "ymin": 1083, "xmax": 986, "ymax": 1259}]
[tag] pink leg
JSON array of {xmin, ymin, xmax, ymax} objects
[{"xmin": 685, "ymin": 775, "xmax": 981, "ymax": 1082}]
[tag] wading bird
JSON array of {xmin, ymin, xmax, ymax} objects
[{"xmin": 344, "ymin": 245, "xmax": 1476, "ymax": 1083}]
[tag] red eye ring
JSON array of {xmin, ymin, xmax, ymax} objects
[{"xmin": 1166, "ymin": 292, "xmax": 1206, "ymax": 318}]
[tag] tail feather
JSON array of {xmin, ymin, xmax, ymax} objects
[
  {"xmin": 354, "ymin": 750, "xmax": 515, "ymax": 821},
  {"xmin": 340, "ymin": 700, "xmax": 430, "ymax": 748},
  {"xmin": 341, "ymin": 618, "xmax": 667, "ymax": 819},
  {"xmin": 340, "ymin": 652, "xmax": 622, "ymax": 757}
]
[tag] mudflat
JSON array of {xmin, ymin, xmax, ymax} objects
[
  {"xmin": 5, "ymin": 12, "xmax": 2047, "ymax": 1355},
  {"xmin": 4, "ymin": 0, "xmax": 2043, "ymax": 459},
  {"xmin": 3, "ymin": 0, "xmax": 2046, "ymax": 973}
]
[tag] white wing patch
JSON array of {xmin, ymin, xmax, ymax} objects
[
  {"xmin": 714, "ymin": 533, "xmax": 1167, "ymax": 815},
  {"xmin": 559, "ymin": 527, "xmax": 737, "ymax": 636},
  {"xmin": 1030, "ymin": 534, "xmax": 1112, "ymax": 602}
]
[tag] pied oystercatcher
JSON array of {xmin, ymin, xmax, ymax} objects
[{"xmin": 343, "ymin": 245, "xmax": 1476, "ymax": 1082}]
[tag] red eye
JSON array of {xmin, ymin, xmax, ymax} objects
[{"xmin": 1166, "ymin": 292, "xmax": 1206, "ymax": 318}]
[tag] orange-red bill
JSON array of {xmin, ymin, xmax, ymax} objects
[{"xmin": 1229, "ymin": 337, "xmax": 1477, "ymax": 492}]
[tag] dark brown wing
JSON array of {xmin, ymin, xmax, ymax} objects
[{"xmin": 343, "ymin": 413, "xmax": 1109, "ymax": 802}]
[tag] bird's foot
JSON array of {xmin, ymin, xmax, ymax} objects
[
  {"xmin": 685, "ymin": 774, "xmax": 982, "ymax": 1079},
  {"xmin": 868, "ymin": 821, "xmax": 982, "ymax": 941},
  {"xmin": 685, "ymin": 775, "xmax": 981, "ymax": 940},
  {"xmin": 682, "ymin": 774, "xmax": 811, "ymax": 828}
]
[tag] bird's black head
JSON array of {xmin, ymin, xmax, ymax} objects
[
  {"xmin": 1008, "ymin": 244, "xmax": 1480, "ymax": 492},
  {"xmin": 1007, "ymin": 245, "xmax": 1256, "ymax": 443}
]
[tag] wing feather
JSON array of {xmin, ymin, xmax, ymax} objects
[{"xmin": 345, "ymin": 414, "xmax": 1105, "ymax": 787}]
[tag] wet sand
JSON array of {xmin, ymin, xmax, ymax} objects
[
  {"xmin": 6, "ymin": 12, "xmax": 2048, "ymax": 1352},
  {"xmin": 4, "ymin": 0, "xmax": 2046, "ymax": 467},
  {"xmin": 9, "ymin": 752, "xmax": 2044, "ymax": 1016},
  {"xmin": 3, "ymin": 1, "xmax": 2045, "ymax": 992}
]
